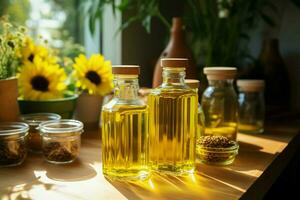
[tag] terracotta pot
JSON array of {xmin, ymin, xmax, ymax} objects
[
  {"xmin": 0, "ymin": 77, "xmax": 20, "ymax": 122},
  {"xmin": 152, "ymin": 17, "xmax": 198, "ymax": 88},
  {"xmin": 74, "ymin": 92, "xmax": 103, "ymax": 129}
]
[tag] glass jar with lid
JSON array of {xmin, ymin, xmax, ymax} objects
[
  {"xmin": 237, "ymin": 80, "xmax": 265, "ymax": 134},
  {"xmin": 21, "ymin": 113, "xmax": 61, "ymax": 153},
  {"xmin": 39, "ymin": 119, "xmax": 83, "ymax": 164},
  {"xmin": 0, "ymin": 122, "xmax": 29, "ymax": 167},
  {"xmin": 202, "ymin": 67, "xmax": 238, "ymax": 141}
]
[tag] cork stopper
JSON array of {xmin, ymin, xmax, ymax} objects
[
  {"xmin": 185, "ymin": 79, "xmax": 200, "ymax": 89},
  {"xmin": 204, "ymin": 67, "xmax": 237, "ymax": 80},
  {"xmin": 237, "ymin": 80, "xmax": 265, "ymax": 92},
  {"xmin": 112, "ymin": 65, "xmax": 140, "ymax": 75},
  {"xmin": 161, "ymin": 58, "xmax": 188, "ymax": 68}
]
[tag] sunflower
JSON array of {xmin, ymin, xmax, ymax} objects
[
  {"xmin": 21, "ymin": 37, "xmax": 57, "ymax": 64},
  {"xmin": 73, "ymin": 54, "xmax": 113, "ymax": 95},
  {"xmin": 18, "ymin": 57, "xmax": 67, "ymax": 100}
]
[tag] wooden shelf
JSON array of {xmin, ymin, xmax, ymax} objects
[{"xmin": 1, "ymin": 124, "xmax": 299, "ymax": 200}]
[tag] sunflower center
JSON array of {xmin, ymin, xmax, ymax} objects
[
  {"xmin": 31, "ymin": 75, "xmax": 49, "ymax": 92},
  {"xmin": 85, "ymin": 70, "xmax": 101, "ymax": 85},
  {"xmin": 28, "ymin": 54, "xmax": 34, "ymax": 62}
]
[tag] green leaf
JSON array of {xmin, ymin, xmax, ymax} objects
[
  {"xmin": 240, "ymin": 33, "xmax": 250, "ymax": 41},
  {"xmin": 291, "ymin": 0, "xmax": 300, "ymax": 8},
  {"xmin": 118, "ymin": 0, "xmax": 129, "ymax": 10},
  {"xmin": 118, "ymin": 16, "xmax": 139, "ymax": 32},
  {"xmin": 89, "ymin": 15, "xmax": 96, "ymax": 35},
  {"xmin": 260, "ymin": 12, "xmax": 276, "ymax": 27},
  {"xmin": 142, "ymin": 16, "xmax": 152, "ymax": 33},
  {"xmin": 263, "ymin": 1, "xmax": 279, "ymax": 14}
]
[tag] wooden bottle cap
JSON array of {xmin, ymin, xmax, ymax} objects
[
  {"xmin": 204, "ymin": 67, "xmax": 237, "ymax": 80},
  {"xmin": 237, "ymin": 80, "xmax": 265, "ymax": 92},
  {"xmin": 185, "ymin": 79, "xmax": 200, "ymax": 89},
  {"xmin": 112, "ymin": 65, "xmax": 140, "ymax": 75},
  {"xmin": 161, "ymin": 58, "xmax": 188, "ymax": 68}
]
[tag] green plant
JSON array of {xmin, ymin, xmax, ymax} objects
[
  {"xmin": 0, "ymin": 16, "xmax": 26, "ymax": 79},
  {"xmin": 185, "ymin": 0, "xmax": 279, "ymax": 66},
  {"xmin": 85, "ymin": 0, "xmax": 300, "ymax": 69},
  {"xmin": 85, "ymin": 0, "xmax": 170, "ymax": 34}
]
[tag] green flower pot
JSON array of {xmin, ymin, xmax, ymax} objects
[{"xmin": 18, "ymin": 95, "xmax": 78, "ymax": 119}]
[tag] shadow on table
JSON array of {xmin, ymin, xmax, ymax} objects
[
  {"xmin": 0, "ymin": 159, "xmax": 54, "ymax": 200},
  {"xmin": 106, "ymin": 171, "xmax": 243, "ymax": 200},
  {"xmin": 255, "ymin": 130, "xmax": 299, "ymax": 143},
  {"xmin": 198, "ymin": 140, "xmax": 278, "ymax": 192},
  {"xmin": 44, "ymin": 159, "xmax": 97, "ymax": 182},
  {"xmin": 233, "ymin": 141, "xmax": 278, "ymax": 171},
  {"xmin": 0, "ymin": 178, "xmax": 54, "ymax": 200}
]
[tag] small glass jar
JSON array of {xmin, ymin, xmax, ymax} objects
[
  {"xmin": 39, "ymin": 120, "xmax": 83, "ymax": 164},
  {"xmin": 21, "ymin": 113, "xmax": 61, "ymax": 153},
  {"xmin": 202, "ymin": 67, "xmax": 238, "ymax": 141},
  {"xmin": 237, "ymin": 80, "xmax": 265, "ymax": 134},
  {"xmin": 0, "ymin": 122, "xmax": 29, "ymax": 167}
]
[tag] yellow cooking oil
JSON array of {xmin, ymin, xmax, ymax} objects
[
  {"xmin": 238, "ymin": 122, "xmax": 264, "ymax": 134},
  {"xmin": 101, "ymin": 65, "xmax": 149, "ymax": 180},
  {"xmin": 102, "ymin": 104, "xmax": 149, "ymax": 180},
  {"xmin": 185, "ymin": 79, "xmax": 205, "ymax": 140},
  {"xmin": 201, "ymin": 107, "xmax": 237, "ymax": 141},
  {"xmin": 198, "ymin": 106, "xmax": 205, "ymax": 138},
  {"xmin": 148, "ymin": 83, "xmax": 198, "ymax": 174}
]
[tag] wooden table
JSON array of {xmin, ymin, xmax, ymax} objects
[{"xmin": 1, "ymin": 124, "xmax": 300, "ymax": 200}]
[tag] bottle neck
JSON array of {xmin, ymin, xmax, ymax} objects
[
  {"xmin": 170, "ymin": 17, "xmax": 185, "ymax": 44},
  {"xmin": 113, "ymin": 75, "xmax": 139, "ymax": 100},
  {"xmin": 208, "ymin": 79, "xmax": 234, "ymax": 88},
  {"xmin": 162, "ymin": 68, "xmax": 186, "ymax": 87}
]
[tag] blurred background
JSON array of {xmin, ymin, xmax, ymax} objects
[{"xmin": 1, "ymin": 0, "xmax": 300, "ymax": 111}]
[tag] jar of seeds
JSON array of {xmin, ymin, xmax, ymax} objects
[
  {"xmin": 39, "ymin": 120, "xmax": 83, "ymax": 164},
  {"xmin": 0, "ymin": 122, "xmax": 29, "ymax": 167},
  {"xmin": 197, "ymin": 135, "xmax": 239, "ymax": 165},
  {"xmin": 21, "ymin": 113, "xmax": 61, "ymax": 153}
]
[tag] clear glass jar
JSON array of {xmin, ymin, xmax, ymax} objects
[
  {"xmin": 21, "ymin": 113, "xmax": 61, "ymax": 153},
  {"xmin": 0, "ymin": 122, "xmax": 29, "ymax": 167},
  {"xmin": 39, "ymin": 119, "xmax": 83, "ymax": 164},
  {"xmin": 202, "ymin": 67, "xmax": 238, "ymax": 141},
  {"xmin": 148, "ymin": 58, "xmax": 198, "ymax": 175},
  {"xmin": 102, "ymin": 65, "xmax": 149, "ymax": 180},
  {"xmin": 237, "ymin": 80, "xmax": 265, "ymax": 134}
]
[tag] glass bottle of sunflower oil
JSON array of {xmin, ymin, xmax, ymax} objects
[
  {"xmin": 202, "ymin": 67, "xmax": 238, "ymax": 141},
  {"xmin": 185, "ymin": 79, "xmax": 205, "ymax": 162},
  {"xmin": 148, "ymin": 58, "xmax": 198, "ymax": 174},
  {"xmin": 185, "ymin": 79, "xmax": 205, "ymax": 139},
  {"xmin": 102, "ymin": 65, "xmax": 149, "ymax": 180}
]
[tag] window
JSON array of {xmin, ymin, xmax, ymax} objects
[{"xmin": 1, "ymin": 0, "xmax": 121, "ymax": 63}]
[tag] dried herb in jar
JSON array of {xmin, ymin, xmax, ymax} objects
[
  {"xmin": 43, "ymin": 141, "xmax": 79, "ymax": 163},
  {"xmin": 0, "ymin": 140, "xmax": 26, "ymax": 166},
  {"xmin": 197, "ymin": 136, "xmax": 237, "ymax": 164}
]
